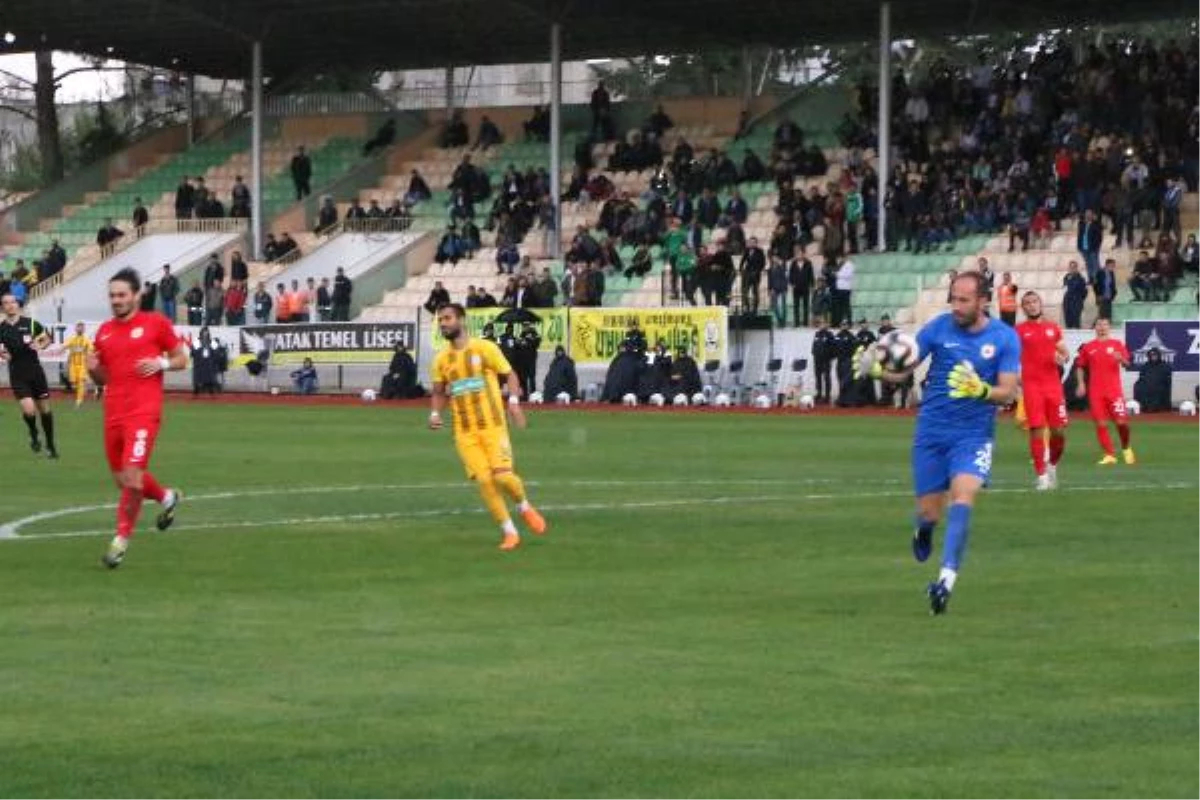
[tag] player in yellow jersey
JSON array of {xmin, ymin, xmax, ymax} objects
[
  {"xmin": 64, "ymin": 322, "xmax": 93, "ymax": 407},
  {"xmin": 429, "ymin": 303, "xmax": 547, "ymax": 550}
]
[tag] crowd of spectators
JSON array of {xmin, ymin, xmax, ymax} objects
[
  {"xmin": 174, "ymin": 173, "xmax": 253, "ymax": 221},
  {"xmin": 131, "ymin": 249, "xmax": 353, "ymax": 327},
  {"xmin": 835, "ymin": 37, "xmax": 1199, "ymax": 309},
  {"xmin": 0, "ymin": 239, "xmax": 68, "ymax": 299}
]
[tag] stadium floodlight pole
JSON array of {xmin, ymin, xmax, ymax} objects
[
  {"xmin": 250, "ymin": 40, "xmax": 265, "ymax": 260},
  {"xmin": 549, "ymin": 21, "xmax": 562, "ymax": 259},
  {"xmin": 876, "ymin": 1, "xmax": 891, "ymax": 253}
]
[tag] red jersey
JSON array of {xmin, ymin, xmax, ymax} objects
[
  {"xmin": 1077, "ymin": 338, "xmax": 1129, "ymax": 397},
  {"xmin": 1017, "ymin": 319, "xmax": 1063, "ymax": 386},
  {"xmin": 94, "ymin": 311, "xmax": 181, "ymax": 422}
]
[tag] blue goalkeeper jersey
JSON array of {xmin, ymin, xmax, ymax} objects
[{"xmin": 915, "ymin": 313, "xmax": 1021, "ymax": 441}]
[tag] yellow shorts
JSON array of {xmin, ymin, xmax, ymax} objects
[
  {"xmin": 68, "ymin": 365, "xmax": 88, "ymax": 385},
  {"xmin": 455, "ymin": 429, "xmax": 513, "ymax": 480}
]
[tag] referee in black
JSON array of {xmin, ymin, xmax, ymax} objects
[{"xmin": 0, "ymin": 293, "xmax": 59, "ymax": 458}]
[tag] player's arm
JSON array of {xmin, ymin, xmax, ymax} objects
[
  {"xmin": 1055, "ymin": 339, "xmax": 1070, "ymax": 365},
  {"xmin": 135, "ymin": 343, "xmax": 188, "ymax": 377},
  {"xmin": 429, "ymin": 381, "xmax": 447, "ymax": 430},
  {"xmin": 1074, "ymin": 348, "xmax": 1089, "ymax": 398},
  {"xmin": 948, "ymin": 328, "xmax": 1021, "ymax": 404},
  {"xmin": 503, "ymin": 369, "xmax": 527, "ymax": 429}
]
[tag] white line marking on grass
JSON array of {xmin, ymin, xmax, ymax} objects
[
  {"xmin": 0, "ymin": 478, "xmax": 864, "ymax": 540},
  {"xmin": 4, "ymin": 482, "xmax": 1193, "ymax": 543}
]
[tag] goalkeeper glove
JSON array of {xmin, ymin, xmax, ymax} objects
[
  {"xmin": 853, "ymin": 346, "xmax": 883, "ymax": 380},
  {"xmin": 947, "ymin": 361, "xmax": 992, "ymax": 400}
]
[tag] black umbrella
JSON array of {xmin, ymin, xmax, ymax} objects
[{"xmin": 493, "ymin": 308, "xmax": 541, "ymax": 324}]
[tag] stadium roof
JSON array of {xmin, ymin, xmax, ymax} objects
[{"xmin": 1, "ymin": 0, "xmax": 1193, "ymax": 80}]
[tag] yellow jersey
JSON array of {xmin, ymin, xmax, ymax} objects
[
  {"xmin": 431, "ymin": 338, "xmax": 512, "ymax": 436},
  {"xmin": 64, "ymin": 334, "xmax": 93, "ymax": 371}
]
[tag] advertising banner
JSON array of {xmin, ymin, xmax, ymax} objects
[
  {"xmin": 429, "ymin": 308, "xmax": 568, "ymax": 353},
  {"xmin": 238, "ymin": 322, "xmax": 416, "ymax": 364},
  {"xmin": 568, "ymin": 307, "xmax": 728, "ymax": 365},
  {"xmin": 1124, "ymin": 320, "xmax": 1199, "ymax": 372}
]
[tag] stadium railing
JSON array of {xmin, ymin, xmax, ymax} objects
[{"xmin": 28, "ymin": 218, "xmax": 251, "ymax": 301}]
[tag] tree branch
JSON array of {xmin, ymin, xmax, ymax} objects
[
  {"xmin": 0, "ymin": 68, "xmax": 35, "ymax": 89},
  {"xmin": 53, "ymin": 65, "xmax": 132, "ymax": 85},
  {"xmin": 0, "ymin": 104, "xmax": 37, "ymax": 122}
]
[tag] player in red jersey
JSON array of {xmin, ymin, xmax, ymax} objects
[
  {"xmin": 88, "ymin": 268, "xmax": 189, "ymax": 568},
  {"xmin": 1075, "ymin": 317, "xmax": 1135, "ymax": 466},
  {"xmin": 1016, "ymin": 292, "xmax": 1070, "ymax": 490}
]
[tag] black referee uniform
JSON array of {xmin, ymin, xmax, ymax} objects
[{"xmin": 0, "ymin": 315, "xmax": 58, "ymax": 456}]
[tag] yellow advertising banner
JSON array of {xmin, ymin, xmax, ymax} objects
[
  {"xmin": 430, "ymin": 307, "xmax": 568, "ymax": 353},
  {"xmin": 569, "ymin": 307, "xmax": 728, "ymax": 364}
]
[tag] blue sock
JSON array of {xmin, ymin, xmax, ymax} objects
[
  {"xmin": 914, "ymin": 513, "xmax": 936, "ymax": 535},
  {"xmin": 942, "ymin": 503, "xmax": 972, "ymax": 570}
]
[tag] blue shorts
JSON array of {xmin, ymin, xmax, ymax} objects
[{"xmin": 911, "ymin": 432, "xmax": 994, "ymax": 497}]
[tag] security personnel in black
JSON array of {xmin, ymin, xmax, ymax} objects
[
  {"xmin": 851, "ymin": 318, "xmax": 878, "ymax": 407},
  {"xmin": 0, "ymin": 294, "xmax": 58, "ymax": 457},
  {"xmin": 833, "ymin": 318, "xmax": 858, "ymax": 407},
  {"xmin": 498, "ymin": 323, "xmax": 519, "ymax": 367},
  {"xmin": 739, "ymin": 239, "xmax": 767, "ymax": 314},
  {"xmin": 184, "ymin": 283, "xmax": 204, "ymax": 326},
  {"xmin": 810, "ymin": 316, "xmax": 836, "ymax": 405},
  {"xmin": 710, "ymin": 244, "xmax": 736, "ymax": 306},
  {"xmin": 622, "ymin": 324, "xmax": 648, "ymax": 358},
  {"xmin": 516, "ymin": 321, "xmax": 542, "ymax": 397}
]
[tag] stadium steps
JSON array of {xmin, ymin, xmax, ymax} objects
[{"xmin": 6, "ymin": 137, "xmax": 248, "ymax": 275}]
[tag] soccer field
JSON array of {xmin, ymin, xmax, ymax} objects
[{"xmin": 1, "ymin": 402, "xmax": 1196, "ymax": 798}]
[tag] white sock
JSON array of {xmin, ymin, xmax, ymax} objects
[
  {"xmin": 162, "ymin": 489, "xmax": 176, "ymax": 507},
  {"xmin": 938, "ymin": 567, "xmax": 958, "ymax": 591},
  {"xmin": 501, "ymin": 519, "xmax": 518, "ymax": 537},
  {"xmin": 517, "ymin": 500, "xmax": 531, "ymax": 513}
]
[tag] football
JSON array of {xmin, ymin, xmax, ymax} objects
[
  {"xmin": 673, "ymin": 393, "xmax": 689, "ymax": 406},
  {"xmin": 691, "ymin": 392, "xmax": 707, "ymax": 406},
  {"xmin": 874, "ymin": 330, "xmax": 920, "ymax": 372},
  {"xmin": 753, "ymin": 393, "xmax": 771, "ymax": 409},
  {"xmin": 555, "ymin": 392, "xmax": 572, "ymax": 405},
  {"xmin": 713, "ymin": 393, "xmax": 732, "ymax": 407},
  {"xmin": 799, "ymin": 393, "xmax": 816, "ymax": 409},
  {"xmin": 649, "ymin": 393, "xmax": 666, "ymax": 407},
  {"xmin": 1125, "ymin": 399, "xmax": 1141, "ymax": 416},
  {"xmin": 1179, "ymin": 400, "xmax": 1196, "ymax": 416},
  {"xmin": 360, "ymin": 388, "xmax": 377, "ymax": 403},
  {"xmin": 622, "ymin": 393, "xmax": 638, "ymax": 406}
]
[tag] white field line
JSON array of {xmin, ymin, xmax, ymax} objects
[
  {"xmin": 2, "ymin": 481, "xmax": 1193, "ymax": 543},
  {"xmin": 0, "ymin": 478, "xmax": 860, "ymax": 540}
]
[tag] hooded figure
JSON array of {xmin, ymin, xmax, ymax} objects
[
  {"xmin": 190, "ymin": 328, "xmax": 224, "ymax": 395},
  {"xmin": 636, "ymin": 344, "xmax": 672, "ymax": 401},
  {"xmin": 669, "ymin": 347, "xmax": 702, "ymax": 397},
  {"xmin": 601, "ymin": 344, "xmax": 645, "ymax": 402},
  {"xmin": 380, "ymin": 343, "xmax": 419, "ymax": 399},
  {"xmin": 1133, "ymin": 348, "xmax": 1172, "ymax": 412},
  {"xmin": 542, "ymin": 346, "xmax": 579, "ymax": 400}
]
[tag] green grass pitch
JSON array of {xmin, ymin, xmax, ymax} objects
[{"xmin": 1, "ymin": 402, "xmax": 1196, "ymax": 798}]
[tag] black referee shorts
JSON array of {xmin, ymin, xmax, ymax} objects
[{"xmin": 10, "ymin": 364, "xmax": 50, "ymax": 401}]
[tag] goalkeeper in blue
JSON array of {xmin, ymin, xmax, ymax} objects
[{"xmin": 862, "ymin": 272, "xmax": 1021, "ymax": 614}]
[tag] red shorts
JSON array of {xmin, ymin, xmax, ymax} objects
[
  {"xmin": 1088, "ymin": 393, "xmax": 1128, "ymax": 424},
  {"xmin": 104, "ymin": 417, "xmax": 161, "ymax": 472},
  {"xmin": 1023, "ymin": 383, "xmax": 1068, "ymax": 429}
]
